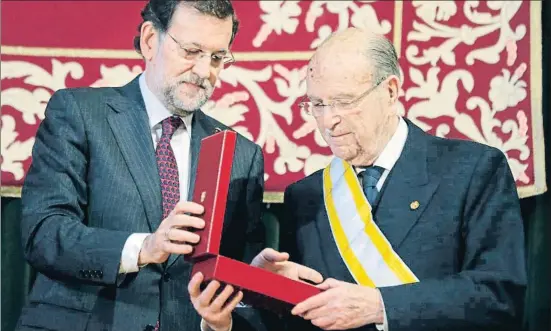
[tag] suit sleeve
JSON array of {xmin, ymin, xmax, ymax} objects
[
  {"xmin": 378, "ymin": 149, "xmax": 527, "ymax": 331},
  {"xmin": 20, "ymin": 90, "xmax": 132, "ymax": 286},
  {"xmin": 279, "ymin": 184, "xmax": 321, "ymax": 331},
  {"xmin": 279, "ymin": 184, "xmax": 300, "ymax": 263},
  {"xmin": 240, "ymin": 184, "xmax": 309, "ymax": 331},
  {"xmin": 231, "ymin": 177, "xmax": 292, "ymax": 331}
]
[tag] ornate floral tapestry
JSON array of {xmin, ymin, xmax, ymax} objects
[{"xmin": 1, "ymin": 1, "xmax": 546, "ymax": 202}]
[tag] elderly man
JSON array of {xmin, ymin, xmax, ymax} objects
[
  {"xmin": 18, "ymin": 1, "xmax": 264, "ymax": 331},
  {"xmin": 189, "ymin": 27, "xmax": 526, "ymax": 331}
]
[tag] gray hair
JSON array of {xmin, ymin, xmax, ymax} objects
[{"xmin": 363, "ymin": 35, "xmax": 401, "ymax": 84}]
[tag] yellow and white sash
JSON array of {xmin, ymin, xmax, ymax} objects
[{"xmin": 322, "ymin": 158, "xmax": 419, "ymax": 288}]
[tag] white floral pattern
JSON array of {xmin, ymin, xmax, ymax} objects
[
  {"xmin": 1, "ymin": 59, "xmax": 83, "ymax": 124},
  {"xmin": 254, "ymin": 1, "xmax": 302, "ymax": 47},
  {"xmin": 406, "ymin": 1, "xmax": 526, "ymax": 66},
  {"xmin": 214, "ymin": 63, "xmax": 315, "ymax": 176},
  {"xmin": 1, "ymin": 115, "xmax": 35, "ymax": 180},
  {"xmin": 0, "ymin": 1, "xmax": 544, "ymax": 199},
  {"xmin": 488, "ymin": 64, "xmax": 527, "ymax": 112},
  {"xmin": 405, "ymin": 65, "xmax": 530, "ymax": 182},
  {"xmin": 413, "ymin": 1, "xmax": 458, "ymax": 22},
  {"xmin": 306, "ymin": 1, "xmax": 391, "ymax": 48},
  {"xmin": 403, "ymin": 0, "xmax": 535, "ymax": 185},
  {"xmin": 90, "ymin": 64, "xmax": 142, "ymax": 87}
]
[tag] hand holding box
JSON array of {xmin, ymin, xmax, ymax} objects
[{"xmin": 187, "ymin": 130, "xmax": 322, "ymax": 313}]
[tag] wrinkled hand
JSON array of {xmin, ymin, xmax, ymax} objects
[
  {"xmin": 251, "ymin": 248, "xmax": 323, "ymax": 284},
  {"xmin": 291, "ymin": 278, "xmax": 383, "ymax": 330},
  {"xmin": 188, "ymin": 272, "xmax": 242, "ymax": 331},
  {"xmin": 139, "ymin": 201, "xmax": 205, "ymax": 265}
]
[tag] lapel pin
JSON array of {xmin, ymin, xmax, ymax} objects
[{"xmin": 410, "ymin": 200, "xmax": 420, "ymax": 210}]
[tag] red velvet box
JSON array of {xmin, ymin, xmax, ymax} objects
[
  {"xmin": 188, "ymin": 130, "xmax": 321, "ymax": 312},
  {"xmin": 187, "ymin": 130, "xmax": 236, "ymax": 261}
]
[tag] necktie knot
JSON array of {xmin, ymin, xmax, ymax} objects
[
  {"xmin": 161, "ymin": 116, "xmax": 183, "ymax": 139},
  {"xmin": 359, "ymin": 166, "xmax": 384, "ymax": 187}
]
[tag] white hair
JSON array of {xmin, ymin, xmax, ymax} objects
[{"xmin": 363, "ymin": 35, "xmax": 401, "ymax": 83}]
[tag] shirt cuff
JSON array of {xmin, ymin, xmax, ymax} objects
[
  {"xmin": 118, "ymin": 233, "xmax": 150, "ymax": 274},
  {"xmin": 200, "ymin": 318, "xmax": 232, "ymax": 331},
  {"xmin": 375, "ymin": 290, "xmax": 388, "ymax": 331}
]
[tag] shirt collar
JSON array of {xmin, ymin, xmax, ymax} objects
[
  {"xmin": 356, "ymin": 116, "xmax": 408, "ymax": 173},
  {"xmin": 139, "ymin": 73, "xmax": 193, "ymax": 133},
  {"xmin": 373, "ymin": 116, "xmax": 408, "ymax": 171}
]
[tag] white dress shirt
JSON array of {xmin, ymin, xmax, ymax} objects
[
  {"xmin": 356, "ymin": 116, "xmax": 408, "ymax": 191},
  {"xmin": 356, "ymin": 116, "xmax": 408, "ymax": 331},
  {"xmin": 118, "ymin": 74, "xmax": 193, "ymax": 274}
]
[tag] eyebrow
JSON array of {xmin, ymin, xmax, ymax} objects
[
  {"xmin": 307, "ymin": 93, "xmax": 356, "ymax": 103},
  {"xmin": 305, "ymin": 95, "xmax": 322, "ymax": 102},
  {"xmin": 331, "ymin": 93, "xmax": 356, "ymax": 100},
  {"xmin": 186, "ymin": 42, "xmax": 228, "ymax": 54}
]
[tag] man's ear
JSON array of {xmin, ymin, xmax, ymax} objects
[
  {"xmin": 386, "ymin": 75, "xmax": 400, "ymax": 104},
  {"xmin": 140, "ymin": 21, "xmax": 159, "ymax": 62}
]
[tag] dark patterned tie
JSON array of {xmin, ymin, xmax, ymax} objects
[
  {"xmin": 153, "ymin": 116, "xmax": 182, "ymax": 331},
  {"xmin": 156, "ymin": 116, "xmax": 183, "ymax": 220},
  {"xmin": 359, "ymin": 166, "xmax": 384, "ymax": 207}
]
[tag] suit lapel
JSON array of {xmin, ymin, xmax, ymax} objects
[
  {"xmin": 187, "ymin": 110, "xmax": 217, "ymax": 200},
  {"xmin": 106, "ymin": 76, "xmax": 163, "ymax": 233},
  {"xmin": 166, "ymin": 110, "xmax": 217, "ymax": 268},
  {"xmin": 375, "ymin": 120, "xmax": 439, "ymax": 249}
]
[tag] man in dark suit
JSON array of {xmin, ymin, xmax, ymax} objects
[
  {"xmin": 17, "ymin": 1, "xmax": 264, "ymax": 331},
  {"xmin": 190, "ymin": 27, "xmax": 526, "ymax": 331}
]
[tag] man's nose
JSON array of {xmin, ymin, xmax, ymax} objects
[
  {"xmin": 191, "ymin": 57, "xmax": 211, "ymax": 80},
  {"xmin": 322, "ymin": 110, "xmax": 340, "ymax": 131}
]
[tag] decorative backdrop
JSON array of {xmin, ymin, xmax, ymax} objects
[{"xmin": 1, "ymin": 1, "xmax": 546, "ymax": 202}]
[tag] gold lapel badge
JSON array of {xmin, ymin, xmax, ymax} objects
[{"xmin": 410, "ymin": 200, "xmax": 420, "ymax": 210}]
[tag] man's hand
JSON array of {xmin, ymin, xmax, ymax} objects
[
  {"xmin": 291, "ymin": 278, "xmax": 383, "ymax": 330},
  {"xmin": 138, "ymin": 201, "xmax": 205, "ymax": 265},
  {"xmin": 251, "ymin": 248, "xmax": 323, "ymax": 284},
  {"xmin": 188, "ymin": 272, "xmax": 242, "ymax": 331}
]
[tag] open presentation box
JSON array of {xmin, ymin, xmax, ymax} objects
[{"xmin": 187, "ymin": 130, "xmax": 321, "ymax": 312}]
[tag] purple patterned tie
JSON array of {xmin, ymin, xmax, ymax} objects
[{"xmin": 156, "ymin": 116, "xmax": 183, "ymax": 220}]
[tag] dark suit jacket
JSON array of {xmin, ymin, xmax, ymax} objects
[
  {"xmin": 269, "ymin": 119, "xmax": 526, "ymax": 331},
  {"xmin": 18, "ymin": 76, "xmax": 265, "ymax": 331}
]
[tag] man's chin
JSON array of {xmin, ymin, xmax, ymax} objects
[
  {"xmin": 172, "ymin": 96, "xmax": 210, "ymax": 112},
  {"xmin": 171, "ymin": 108, "xmax": 196, "ymax": 117},
  {"xmin": 331, "ymin": 146, "xmax": 356, "ymax": 162}
]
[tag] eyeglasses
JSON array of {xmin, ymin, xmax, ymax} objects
[
  {"xmin": 298, "ymin": 78, "xmax": 385, "ymax": 117},
  {"xmin": 166, "ymin": 32, "xmax": 235, "ymax": 69}
]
